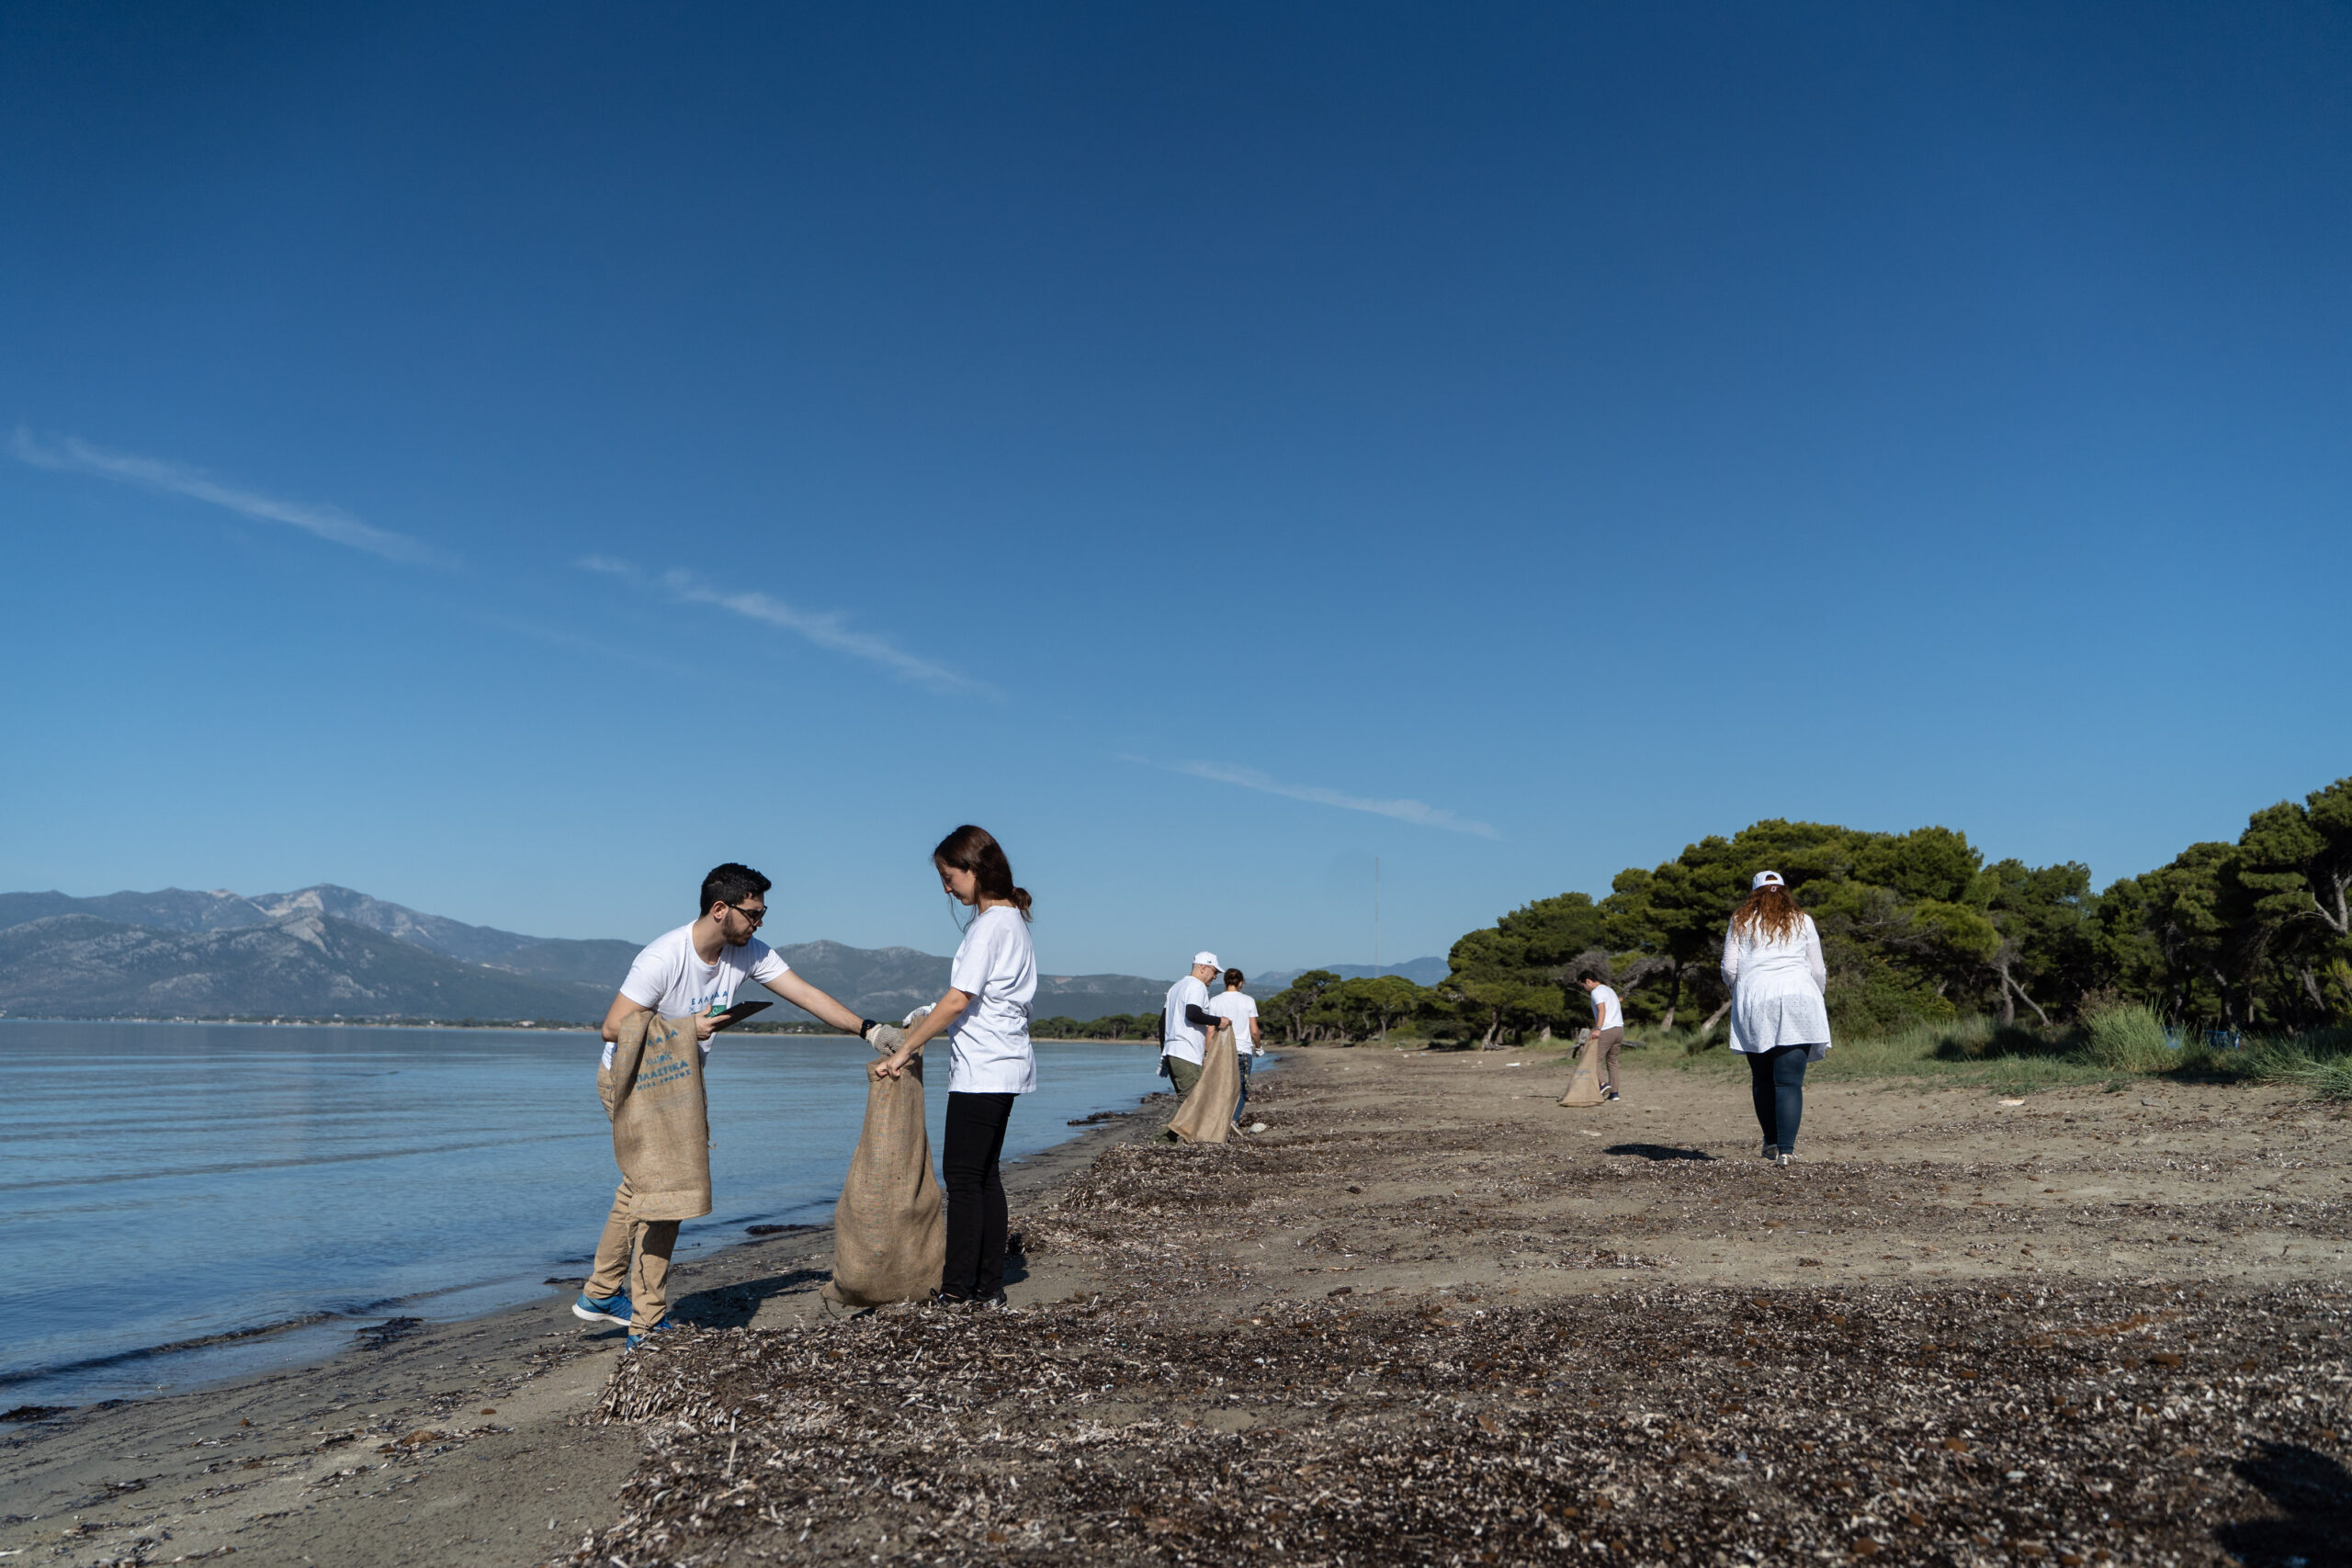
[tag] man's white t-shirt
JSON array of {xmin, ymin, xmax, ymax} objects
[
  {"xmin": 1589, "ymin": 984, "xmax": 1623, "ymax": 1032},
  {"xmin": 605, "ymin": 923, "xmax": 789, "ymax": 1067},
  {"xmin": 1161, "ymin": 974, "xmax": 1211, "ymax": 1066},
  {"xmin": 944, "ymin": 905, "xmax": 1037, "ymax": 1094},
  {"xmin": 1206, "ymin": 990, "xmax": 1260, "ymax": 1055}
]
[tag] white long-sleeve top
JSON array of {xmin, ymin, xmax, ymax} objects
[{"xmin": 1720, "ymin": 912, "xmax": 1833, "ymax": 1059}]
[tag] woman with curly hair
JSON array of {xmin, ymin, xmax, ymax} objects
[{"xmin": 1722, "ymin": 871, "xmax": 1832, "ymax": 1166}]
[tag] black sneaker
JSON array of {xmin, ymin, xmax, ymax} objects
[
  {"xmin": 971, "ymin": 1291, "xmax": 1011, "ymax": 1312},
  {"xmin": 928, "ymin": 1287, "xmax": 971, "ymax": 1308},
  {"xmin": 1602, "ymin": 1089, "xmax": 1622, "ymax": 1101}
]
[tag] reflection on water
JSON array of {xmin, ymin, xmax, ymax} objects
[{"xmin": 0, "ymin": 1021, "xmax": 1159, "ymax": 1404}]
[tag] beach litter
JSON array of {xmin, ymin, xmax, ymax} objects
[{"xmin": 575, "ymin": 1280, "xmax": 2350, "ymax": 1567}]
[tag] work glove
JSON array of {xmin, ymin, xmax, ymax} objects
[{"xmin": 861, "ymin": 1021, "xmax": 906, "ymax": 1054}]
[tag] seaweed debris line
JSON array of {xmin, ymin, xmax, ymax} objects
[{"xmin": 568, "ymin": 1053, "xmax": 2352, "ymax": 1567}]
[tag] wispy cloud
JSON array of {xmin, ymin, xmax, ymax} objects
[
  {"xmin": 579, "ymin": 557, "xmax": 994, "ymax": 697},
  {"xmin": 1154, "ymin": 758, "xmax": 1500, "ymax": 838},
  {"xmin": 10, "ymin": 428, "xmax": 457, "ymax": 569}
]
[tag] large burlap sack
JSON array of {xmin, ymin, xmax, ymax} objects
[
  {"xmin": 597, "ymin": 1012, "xmax": 714, "ymax": 1220},
  {"xmin": 1556, "ymin": 1032, "xmax": 1605, "ymax": 1108},
  {"xmin": 824, "ymin": 1053, "xmax": 945, "ymax": 1307},
  {"xmin": 1168, "ymin": 1022, "xmax": 1242, "ymax": 1144}
]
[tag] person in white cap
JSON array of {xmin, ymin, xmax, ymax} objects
[
  {"xmin": 1159, "ymin": 952, "xmax": 1224, "ymax": 1099},
  {"xmin": 1721, "ymin": 871, "xmax": 1832, "ymax": 1166}
]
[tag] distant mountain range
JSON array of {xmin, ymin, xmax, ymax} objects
[{"xmin": 0, "ymin": 886, "xmax": 1261, "ymax": 1023}]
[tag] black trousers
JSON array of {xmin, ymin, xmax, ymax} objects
[
  {"xmin": 941, "ymin": 1090, "xmax": 1016, "ymax": 1299},
  {"xmin": 1747, "ymin": 1045, "xmax": 1813, "ymax": 1153}
]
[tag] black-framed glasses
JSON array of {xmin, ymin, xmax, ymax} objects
[{"xmin": 728, "ymin": 902, "xmax": 767, "ymax": 927}]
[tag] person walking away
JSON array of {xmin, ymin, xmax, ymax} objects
[
  {"xmin": 581, "ymin": 863, "xmax": 892, "ymax": 1346},
  {"xmin": 1206, "ymin": 967, "xmax": 1261, "ymax": 1127},
  {"xmin": 1159, "ymin": 952, "xmax": 1223, "ymax": 1099},
  {"xmin": 872, "ymin": 826, "xmax": 1037, "ymax": 1309},
  {"xmin": 1578, "ymin": 973, "xmax": 1625, "ymax": 1101},
  {"xmin": 1722, "ymin": 871, "xmax": 1833, "ymax": 1166}
]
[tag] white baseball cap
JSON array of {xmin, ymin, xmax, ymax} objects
[
  {"xmin": 1193, "ymin": 951, "xmax": 1221, "ymax": 970},
  {"xmin": 1751, "ymin": 870, "xmax": 1785, "ymax": 890}
]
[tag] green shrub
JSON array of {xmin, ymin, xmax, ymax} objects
[{"xmin": 2084, "ymin": 1003, "xmax": 2172, "ymax": 1073}]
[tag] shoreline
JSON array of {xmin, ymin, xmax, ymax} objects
[
  {"xmin": 6, "ymin": 1026, "xmax": 1178, "ymax": 1411},
  {"xmin": 7, "ymin": 1048, "xmax": 2346, "ymax": 1566},
  {"xmin": 0, "ymin": 1084, "xmax": 1179, "ymax": 1564}
]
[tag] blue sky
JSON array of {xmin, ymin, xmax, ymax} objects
[{"xmin": 3, "ymin": 3, "xmax": 2346, "ymax": 976}]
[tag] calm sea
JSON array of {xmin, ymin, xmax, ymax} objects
[{"xmin": 0, "ymin": 1021, "xmax": 1166, "ymax": 1406}]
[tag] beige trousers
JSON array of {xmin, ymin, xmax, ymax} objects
[
  {"xmin": 584, "ymin": 1177, "xmax": 679, "ymax": 1335},
  {"xmin": 1593, "ymin": 1026, "xmax": 1623, "ymax": 1091}
]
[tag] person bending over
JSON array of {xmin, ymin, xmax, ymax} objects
[
  {"xmin": 1578, "ymin": 973, "xmax": 1625, "ymax": 1101},
  {"xmin": 577, "ymin": 863, "xmax": 886, "ymax": 1344},
  {"xmin": 872, "ymin": 826, "xmax": 1037, "ymax": 1310}
]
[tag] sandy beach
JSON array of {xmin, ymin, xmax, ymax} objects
[{"xmin": 6, "ymin": 1045, "xmax": 2347, "ymax": 1566}]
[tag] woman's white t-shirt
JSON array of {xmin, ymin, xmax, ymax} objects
[
  {"xmin": 1720, "ymin": 912, "xmax": 1833, "ymax": 1059},
  {"xmin": 1206, "ymin": 990, "xmax": 1260, "ymax": 1055},
  {"xmin": 944, "ymin": 905, "xmax": 1037, "ymax": 1094}
]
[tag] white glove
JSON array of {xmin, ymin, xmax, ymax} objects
[{"xmin": 862, "ymin": 1022, "xmax": 906, "ymax": 1054}]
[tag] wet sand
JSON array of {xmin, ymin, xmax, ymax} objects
[{"xmin": 6, "ymin": 1046, "xmax": 2348, "ymax": 1566}]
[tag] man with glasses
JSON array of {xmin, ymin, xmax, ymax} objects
[{"xmin": 575, "ymin": 863, "xmax": 887, "ymax": 1345}]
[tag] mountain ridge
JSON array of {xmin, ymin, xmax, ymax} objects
[{"xmin": 0, "ymin": 886, "xmax": 1177, "ymax": 1023}]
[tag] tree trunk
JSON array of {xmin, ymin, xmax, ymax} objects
[
  {"xmin": 2302, "ymin": 964, "xmax": 2325, "ymax": 1014},
  {"xmin": 1995, "ymin": 959, "xmax": 2017, "ymax": 1026},
  {"xmin": 2315, "ymin": 874, "xmax": 2351, "ymax": 935},
  {"xmin": 1697, "ymin": 998, "xmax": 1733, "ymax": 1038},
  {"xmin": 2005, "ymin": 973, "xmax": 2052, "ymax": 1029}
]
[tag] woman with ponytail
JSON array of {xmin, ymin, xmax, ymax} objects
[
  {"xmin": 1721, "ymin": 871, "xmax": 1832, "ymax": 1166},
  {"xmin": 873, "ymin": 825, "xmax": 1035, "ymax": 1307}
]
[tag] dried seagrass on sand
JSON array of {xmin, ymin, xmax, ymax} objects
[
  {"xmin": 1167, "ymin": 1021, "xmax": 1242, "ymax": 1144},
  {"xmin": 1556, "ymin": 1031, "xmax": 1606, "ymax": 1107},
  {"xmin": 597, "ymin": 1011, "xmax": 713, "ymax": 1219},
  {"xmin": 824, "ymin": 1053, "xmax": 946, "ymax": 1307}
]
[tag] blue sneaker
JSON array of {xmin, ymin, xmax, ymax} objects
[
  {"xmin": 571, "ymin": 1290, "xmax": 632, "ymax": 1325},
  {"xmin": 624, "ymin": 1317, "xmax": 675, "ymax": 1350}
]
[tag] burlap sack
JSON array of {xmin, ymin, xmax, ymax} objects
[
  {"xmin": 1168, "ymin": 1022, "xmax": 1243, "ymax": 1144},
  {"xmin": 1556, "ymin": 1032, "xmax": 1606, "ymax": 1108},
  {"xmin": 597, "ymin": 1012, "xmax": 714, "ymax": 1221},
  {"xmin": 823, "ymin": 1053, "xmax": 945, "ymax": 1307}
]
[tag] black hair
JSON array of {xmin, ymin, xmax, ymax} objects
[
  {"xmin": 1224, "ymin": 968, "xmax": 1244, "ymax": 988},
  {"xmin": 1578, "ymin": 969, "xmax": 1606, "ymax": 984},
  {"xmin": 700, "ymin": 863, "xmax": 772, "ymax": 917},
  {"xmin": 933, "ymin": 825, "xmax": 1033, "ymax": 920}
]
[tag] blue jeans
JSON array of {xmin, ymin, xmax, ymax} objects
[
  {"xmin": 1234, "ymin": 1054, "xmax": 1252, "ymax": 1122},
  {"xmin": 1747, "ymin": 1045, "xmax": 1812, "ymax": 1153}
]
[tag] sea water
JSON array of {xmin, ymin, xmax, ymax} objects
[{"xmin": 0, "ymin": 1021, "xmax": 1165, "ymax": 1406}]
